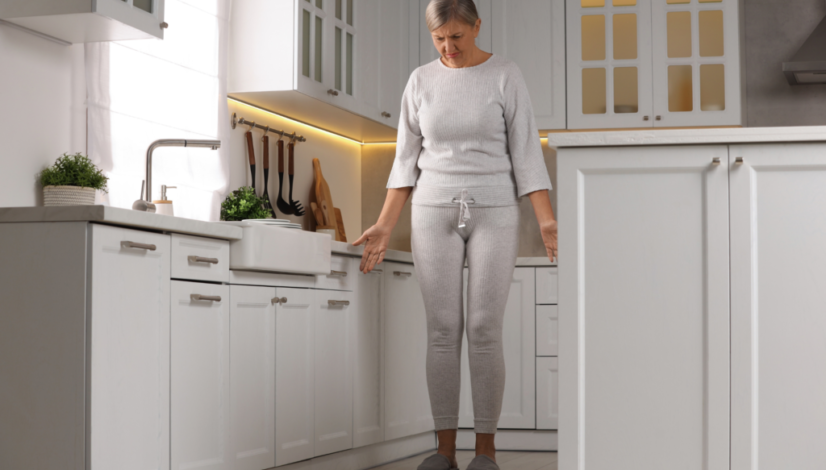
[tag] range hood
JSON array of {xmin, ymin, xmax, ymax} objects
[{"xmin": 783, "ymin": 15, "xmax": 826, "ymax": 85}]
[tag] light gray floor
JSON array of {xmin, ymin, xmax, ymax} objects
[{"xmin": 370, "ymin": 450, "xmax": 557, "ymax": 470}]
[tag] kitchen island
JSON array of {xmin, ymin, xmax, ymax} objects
[{"xmin": 554, "ymin": 127, "xmax": 826, "ymax": 470}]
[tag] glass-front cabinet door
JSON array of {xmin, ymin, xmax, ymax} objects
[
  {"xmin": 330, "ymin": 0, "xmax": 358, "ymax": 111},
  {"xmin": 567, "ymin": 0, "xmax": 653, "ymax": 129},
  {"xmin": 297, "ymin": 0, "xmax": 332, "ymax": 102},
  {"xmin": 651, "ymin": 0, "xmax": 743, "ymax": 127}
]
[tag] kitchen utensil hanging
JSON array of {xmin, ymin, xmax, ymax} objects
[
  {"xmin": 287, "ymin": 137, "xmax": 305, "ymax": 216},
  {"xmin": 245, "ymin": 122, "xmax": 256, "ymax": 190},
  {"xmin": 261, "ymin": 126, "xmax": 275, "ymax": 215},
  {"xmin": 276, "ymin": 135, "xmax": 293, "ymax": 215}
]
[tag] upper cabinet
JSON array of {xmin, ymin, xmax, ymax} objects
[
  {"xmin": 416, "ymin": 0, "xmax": 567, "ymax": 130},
  {"xmin": 567, "ymin": 0, "xmax": 744, "ymax": 129},
  {"xmin": 229, "ymin": 0, "xmax": 409, "ymax": 143},
  {"xmin": 0, "ymin": 0, "xmax": 166, "ymax": 43}
]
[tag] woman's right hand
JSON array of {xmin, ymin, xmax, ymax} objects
[{"xmin": 352, "ymin": 223, "xmax": 392, "ymax": 274}]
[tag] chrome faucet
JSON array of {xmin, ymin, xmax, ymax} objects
[{"xmin": 132, "ymin": 139, "xmax": 221, "ymax": 212}]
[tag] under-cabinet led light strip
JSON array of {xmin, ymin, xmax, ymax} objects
[{"xmin": 228, "ymin": 97, "xmax": 550, "ymax": 146}]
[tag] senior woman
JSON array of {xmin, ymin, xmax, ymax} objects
[{"xmin": 352, "ymin": 1, "xmax": 558, "ymax": 469}]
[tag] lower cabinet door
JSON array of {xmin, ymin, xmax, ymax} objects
[
  {"xmin": 229, "ymin": 285, "xmax": 276, "ymax": 470},
  {"xmin": 536, "ymin": 357, "xmax": 559, "ymax": 430},
  {"xmin": 314, "ymin": 289, "xmax": 355, "ymax": 457},
  {"xmin": 171, "ymin": 281, "xmax": 231, "ymax": 470},
  {"xmin": 275, "ymin": 287, "xmax": 315, "ymax": 467},
  {"xmin": 353, "ymin": 261, "xmax": 385, "ymax": 448},
  {"xmin": 459, "ymin": 267, "xmax": 536, "ymax": 429},
  {"xmin": 384, "ymin": 262, "xmax": 433, "ymax": 440}
]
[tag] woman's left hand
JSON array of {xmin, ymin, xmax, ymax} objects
[{"xmin": 539, "ymin": 219, "xmax": 558, "ymax": 262}]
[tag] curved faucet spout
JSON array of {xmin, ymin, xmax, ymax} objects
[{"xmin": 143, "ymin": 139, "xmax": 221, "ymax": 203}]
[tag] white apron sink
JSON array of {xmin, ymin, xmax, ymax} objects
[{"xmin": 224, "ymin": 222, "xmax": 331, "ymax": 275}]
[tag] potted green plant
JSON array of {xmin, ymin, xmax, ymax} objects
[
  {"xmin": 220, "ymin": 186, "xmax": 274, "ymax": 221},
  {"xmin": 39, "ymin": 153, "xmax": 108, "ymax": 206}
]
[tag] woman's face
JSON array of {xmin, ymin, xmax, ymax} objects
[{"xmin": 430, "ymin": 18, "xmax": 481, "ymax": 68}]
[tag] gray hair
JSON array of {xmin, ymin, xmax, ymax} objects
[{"xmin": 425, "ymin": 0, "xmax": 479, "ymax": 32}]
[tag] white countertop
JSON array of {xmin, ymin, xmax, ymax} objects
[
  {"xmin": 545, "ymin": 125, "xmax": 826, "ymax": 148},
  {"xmin": 331, "ymin": 240, "xmax": 556, "ymax": 267},
  {"xmin": 0, "ymin": 206, "xmax": 243, "ymax": 240}
]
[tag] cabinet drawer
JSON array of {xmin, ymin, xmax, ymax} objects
[
  {"xmin": 314, "ymin": 255, "xmax": 356, "ymax": 291},
  {"xmin": 170, "ymin": 233, "xmax": 229, "ymax": 283},
  {"xmin": 535, "ymin": 267, "xmax": 558, "ymax": 304},
  {"xmin": 536, "ymin": 305, "xmax": 559, "ymax": 357}
]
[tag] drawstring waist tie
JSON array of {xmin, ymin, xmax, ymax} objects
[
  {"xmin": 409, "ymin": 184, "xmax": 520, "ymax": 228},
  {"xmin": 452, "ymin": 188, "xmax": 474, "ymax": 228}
]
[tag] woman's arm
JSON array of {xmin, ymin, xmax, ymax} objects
[
  {"xmin": 527, "ymin": 189, "xmax": 558, "ymax": 263},
  {"xmin": 352, "ymin": 187, "xmax": 412, "ymax": 273}
]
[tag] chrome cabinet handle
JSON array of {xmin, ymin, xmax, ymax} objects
[
  {"xmin": 712, "ymin": 157, "xmax": 721, "ymax": 165},
  {"xmin": 643, "ymin": 115, "xmax": 649, "ymax": 121},
  {"xmin": 381, "ymin": 111, "xmax": 391, "ymax": 118},
  {"xmin": 327, "ymin": 89, "xmax": 339, "ymax": 96},
  {"xmin": 735, "ymin": 157, "xmax": 744, "ymax": 164},
  {"xmin": 121, "ymin": 241, "xmax": 157, "ymax": 251},
  {"xmin": 327, "ymin": 270, "xmax": 348, "ymax": 277},
  {"xmin": 369, "ymin": 269, "xmax": 383, "ymax": 274},
  {"xmin": 272, "ymin": 297, "xmax": 288, "ymax": 305},
  {"xmin": 191, "ymin": 294, "xmax": 221, "ymax": 302},
  {"xmin": 656, "ymin": 116, "xmax": 662, "ymax": 121},
  {"xmin": 328, "ymin": 299, "xmax": 350, "ymax": 306},
  {"xmin": 160, "ymin": 22, "xmax": 169, "ymax": 29},
  {"xmin": 393, "ymin": 271, "xmax": 412, "ymax": 277},
  {"xmin": 188, "ymin": 256, "xmax": 219, "ymax": 264}
]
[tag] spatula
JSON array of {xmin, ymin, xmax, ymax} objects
[
  {"xmin": 276, "ymin": 138, "xmax": 293, "ymax": 215},
  {"xmin": 261, "ymin": 133, "xmax": 274, "ymax": 216},
  {"xmin": 287, "ymin": 141, "xmax": 305, "ymax": 216}
]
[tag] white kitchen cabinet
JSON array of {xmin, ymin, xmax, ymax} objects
[
  {"xmin": 558, "ymin": 145, "xmax": 731, "ymax": 470},
  {"xmin": 458, "ymin": 267, "xmax": 536, "ymax": 429},
  {"xmin": 536, "ymin": 305, "xmax": 559, "ymax": 357},
  {"xmin": 535, "ymin": 266, "xmax": 559, "ymax": 304},
  {"xmin": 384, "ymin": 261, "xmax": 434, "ymax": 440},
  {"xmin": 229, "ymin": 285, "xmax": 277, "ymax": 470},
  {"xmin": 729, "ymin": 143, "xmax": 826, "ymax": 470},
  {"xmin": 229, "ymin": 0, "xmax": 398, "ymax": 143},
  {"xmin": 275, "ymin": 287, "xmax": 316, "ymax": 467},
  {"xmin": 536, "ymin": 357, "xmax": 559, "ymax": 430},
  {"xmin": 353, "ymin": 263, "xmax": 386, "ymax": 448},
  {"xmin": 314, "ymin": 288, "xmax": 355, "ymax": 457},
  {"xmin": 490, "ymin": 0, "xmax": 567, "ymax": 130},
  {"xmin": 90, "ymin": 225, "xmax": 172, "ymax": 470},
  {"xmin": 567, "ymin": 0, "xmax": 744, "ymax": 129},
  {"xmin": 358, "ymin": 0, "xmax": 410, "ymax": 128},
  {"xmin": 170, "ymin": 233, "xmax": 230, "ymax": 283},
  {"xmin": 171, "ymin": 281, "xmax": 231, "ymax": 470},
  {"xmin": 0, "ymin": 0, "xmax": 166, "ymax": 43}
]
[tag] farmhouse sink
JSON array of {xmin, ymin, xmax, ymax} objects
[{"xmin": 223, "ymin": 221, "xmax": 331, "ymax": 275}]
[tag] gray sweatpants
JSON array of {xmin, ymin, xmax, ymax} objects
[{"xmin": 410, "ymin": 202, "xmax": 520, "ymax": 434}]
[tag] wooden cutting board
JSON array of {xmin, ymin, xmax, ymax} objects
[
  {"xmin": 312, "ymin": 158, "xmax": 338, "ymax": 236},
  {"xmin": 334, "ymin": 207, "xmax": 346, "ymax": 242}
]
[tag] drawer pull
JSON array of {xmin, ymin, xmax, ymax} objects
[
  {"xmin": 121, "ymin": 241, "xmax": 157, "ymax": 251},
  {"xmin": 393, "ymin": 271, "xmax": 412, "ymax": 277},
  {"xmin": 188, "ymin": 255, "xmax": 219, "ymax": 264},
  {"xmin": 328, "ymin": 270, "xmax": 348, "ymax": 277},
  {"xmin": 191, "ymin": 294, "xmax": 221, "ymax": 302},
  {"xmin": 271, "ymin": 297, "xmax": 288, "ymax": 305},
  {"xmin": 328, "ymin": 299, "xmax": 350, "ymax": 306},
  {"xmin": 369, "ymin": 268, "xmax": 383, "ymax": 274},
  {"xmin": 381, "ymin": 111, "xmax": 392, "ymax": 118},
  {"xmin": 327, "ymin": 89, "xmax": 339, "ymax": 97}
]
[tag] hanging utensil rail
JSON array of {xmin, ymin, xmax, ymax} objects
[{"xmin": 231, "ymin": 112, "xmax": 307, "ymax": 142}]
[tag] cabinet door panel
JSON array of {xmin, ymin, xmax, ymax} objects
[
  {"xmin": 651, "ymin": 0, "xmax": 742, "ymax": 127},
  {"xmin": 314, "ymin": 289, "xmax": 355, "ymax": 457},
  {"xmin": 536, "ymin": 357, "xmax": 559, "ymax": 430},
  {"xmin": 536, "ymin": 305, "xmax": 559, "ymax": 357},
  {"xmin": 491, "ymin": 0, "xmax": 566, "ymax": 130},
  {"xmin": 567, "ymin": 0, "xmax": 653, "ymax": 129},
  {"xmin": 384, "ymin": 262, "xmax": 433, "ymax": 440},
  {"xmin": 229, "ymin": 285, "xmax": 276, "ymax": 470},
  {"xmin": 536, "ymin": 266, "xmax": 559, "ymax": 304},
  {"xmin": 459, "ymin": 267, "xmax": 536, "ymax": 429},
  {"xmin": 557, "ymin": 145, "xmax": 730, "ymax": 470},
  {"xmin": 379, "ymin": 0, "xmax": 407, "ymax": 127},
  {"xmin": 354, "ymin": 263, "xmax": 385, "ymax": 448},
  {"xmin": 730, "ymin": 143, "xmax": 826, "ymax": 470},
  {"xmin": 358, "ymin": 0, "xmax": 382, "ymax": 120},
  {"xmin": 89, "ymin": 225, "xmax": 170, "ymax": 470},
  {"xmin": 275, "ymin": 287, "xmax": 315, "ymax": 467},
  {"xmin": 171, "ymin": 281, "xmax": 231, "ymax": 470}
]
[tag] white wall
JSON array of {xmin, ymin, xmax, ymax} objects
[
  {"xmin": 0, "ymin": 23, "xmax": 86, "ymax": 207},
  {"xmin": 227, "ymin": 100, "xmax": 362, "ymax": 242}
]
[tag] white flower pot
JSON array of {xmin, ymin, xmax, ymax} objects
[{"xmin": 43, "ymin": 185, "xmax": 97, "ymax": 206}]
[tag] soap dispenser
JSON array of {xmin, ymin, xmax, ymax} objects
[{"xmin": 153, "ymin": 185, "xmax": 176, "ymax": 216}]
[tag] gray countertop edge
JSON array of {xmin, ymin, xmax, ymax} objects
[
  {"xmin": 546, "ymin": 126, "xmax": 826, "ymax": 148},
  {"xmin": 330, "ymin": 240, "xmax": 556, "ymax": 267},
  {"xmin": 0, "ymin": 205, "xmax": 244, "ymax": 240}
]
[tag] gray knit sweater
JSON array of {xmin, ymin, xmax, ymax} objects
[{"xmin": 385, "ymin": 53, "xmax": 553, "ymax": 206}]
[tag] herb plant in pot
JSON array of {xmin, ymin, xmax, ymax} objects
[
  {"xmin": 220, "ymin": 186, "xmax": 273, "ymax": 221},
  {"xmin": 39, "ymin": 153, "xmax": 109, "ymax": 206}
]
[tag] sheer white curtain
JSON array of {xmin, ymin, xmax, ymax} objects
[{"xmin": 86, "ymin": 0, "xmax": 232, "ymax": 221}]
